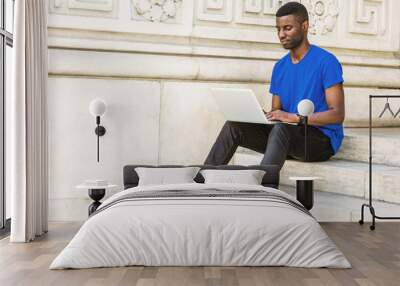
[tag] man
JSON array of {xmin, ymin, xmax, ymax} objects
[{"xmin": 204, "ymin": 2, "xmax": 345, "ymax": 170}]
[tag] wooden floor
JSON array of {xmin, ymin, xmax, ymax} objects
[{"xmin": 0, "ymin": 222, "xmax": 399, "ymax": 286}]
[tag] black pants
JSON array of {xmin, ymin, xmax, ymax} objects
[{"xmin": 204, "ymin": 121, "xmax": 334, "ymax": 170}]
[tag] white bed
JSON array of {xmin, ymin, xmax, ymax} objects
[{"xmin": 50, "ymin": 183, "xmax": 351, "ymax": 269}]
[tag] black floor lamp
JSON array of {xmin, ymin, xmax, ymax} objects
[
  {"xmin": 298, "ymin": 99, "xmax": 315, "ymax": 161},
  {"xmin": 295, "ymin": 99, "xmax": 315, "ymax": 210}
]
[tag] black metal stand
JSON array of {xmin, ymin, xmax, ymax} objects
[
  {"xmin": 293, "ymin": 115, "xmax": 313, "ymax": 210},
  {"xmin": 88, "ymin": 188, "xmax": 105, "ymax": 216},
  {"xmin": 359, "ymin": 95, "xmax": 400, "ymax": 231}
]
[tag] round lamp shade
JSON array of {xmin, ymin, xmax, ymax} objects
[
  {"xmin": 89, "ymin": 99, "xmax": 107, "ymax": 117},
  {"xmin": 297, "ymin": 99, "xmax": 315, "ymax": 116}
]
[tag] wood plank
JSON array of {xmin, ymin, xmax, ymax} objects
[{"xmin": 0, "ymin": 222, "xmax": 399, "ymax": 286}]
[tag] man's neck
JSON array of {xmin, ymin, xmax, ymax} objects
[{"xmin": 290, "ymin": 41, "xmax": 311, "ymax": 64}]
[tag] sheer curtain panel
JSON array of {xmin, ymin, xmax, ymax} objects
[{"xmin": 8, "ymin": 0, "xmax": 48, "ymax": 242}]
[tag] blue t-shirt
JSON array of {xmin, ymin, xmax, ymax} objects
[{"xmin": 269, "ymin": 45, "xmax": 344, "ymax": 154}]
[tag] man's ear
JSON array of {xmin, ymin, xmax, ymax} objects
[{"xmin": 302, "ymin": 20, "xmax": 309, "ymax": 32}]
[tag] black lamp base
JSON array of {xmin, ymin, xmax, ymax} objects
[
  {"xmin": 95, "ymin": 126, "xmax": 106, "ymax": 136},
  {"xmin": 88, "ymin": 188, "xmax": 105, "ymax": 216},
  {"xmin": 296, "ymin": 180, "xmax": 314, "ymax": 210}
]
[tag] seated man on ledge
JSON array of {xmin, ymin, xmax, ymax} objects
[{"xmin": 204, "ymin": 2, "xmax": 345, "ymax": 170}]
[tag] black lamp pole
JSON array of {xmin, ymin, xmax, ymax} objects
[
  {"xmin": 294, "ymin": 100, "xmax": 315, "ymax": 210},
  {"xmin": 94, "ymin": 116, "xmax": 106, "ymax": 163},
  {"xmin": 295, "ymin": 114, "xmax": 313, "ymax": 210},
  {"xmin": 96, "ymin": 116, "xmax": 100, "ymax": 162},
  {"xmin": 304, "ymin": 115, "xmax": 308, "ymax": 161},
  {"xmin": 299, "ymin": 115, "xmax": 308, "ymax": 161}
]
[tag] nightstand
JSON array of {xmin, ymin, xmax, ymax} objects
[
  {"xmin": 289, "ymin": 176, "xmax": 320, "ymax": 210},
  {"xmin": 76, "ymin": 182, "xmax": 117, "ymax": 216}
]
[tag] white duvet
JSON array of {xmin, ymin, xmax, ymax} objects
[{"xmin": 50, "ymin": 183, "xmax": 351, "ymax": 269}]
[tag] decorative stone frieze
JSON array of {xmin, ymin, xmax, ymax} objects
[
  {"xmin": 50, "ymin": 0, "xmax": 117, "ymax": 17},
  {"xmin": 349, "ymin": 0, "xmax": 386, "ymax": 35},
  {"xmin": 302, "ymin": 0, "xmax": 340, "ymax": 35},
  {"xmin": 48, "ymin": 0, "xmax": 399, "ymax": 52},
  {"xmin": 132, "ymin": 0, "xmax": 182, "ymax": 22}
]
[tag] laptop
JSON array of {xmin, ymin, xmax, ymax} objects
[{"xmin": 211, "ymin": 88, "xmax": 276, "ymax": 124}]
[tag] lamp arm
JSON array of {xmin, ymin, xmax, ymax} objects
[
  {"xmin": 304, "ymin": 116, "xmax": 308, "ymax": 162},
  {"xmin": 298, "ymin": 115, "xmax": 309, "ymax": 162},
  {"xmin": 97, "ymin": 118, "xmax": 100, "ymax": 163}
]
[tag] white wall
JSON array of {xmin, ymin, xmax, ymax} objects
[{"xmin": 47, "ymin": 0, "xmax": 400, "ymax": 221}]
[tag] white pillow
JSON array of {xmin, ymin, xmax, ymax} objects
[
  {"xmin": 135, "ymin": 167, "xmax": 201, "ymax": 186},
  {"xmin": 200, "ymin": 169, "xmax": 266, "ymax": 185}
]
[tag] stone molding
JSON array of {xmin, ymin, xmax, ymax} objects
[
  {"xmin": 47, "ymin": 28, "xmax": 400, "ymax": 68},
  {"xmin": 51, "ymin": 0, "xmax": 118, "ymax": 17},
  {"xmin": 67, "ymin": 0, "xmax": 113, "ymax": 11},
  {"xmin": 349, "ymin": 0, "xmax": 386, "ymax": 36},
  {"xmin": 48, "ymin": 48, "xmax": 400, "ymax": 89}
]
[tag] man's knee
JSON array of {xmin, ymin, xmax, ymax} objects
[
  {"xmin": 222, "ymin": 121, "xmax": 242, "ymax": 133},
  {"xmin": 270, "ymin": 123, "xmax": 290, "ymax": 135},
  {"xmin": 268, "ymin": 123, "xmax": 293, "ymax": 143},
  {"xmin": 220, "ymin": 121, "xmax": 247, "ymax": 143}
]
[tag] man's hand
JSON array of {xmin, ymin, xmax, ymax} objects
[{"xmin": 266, "ymin": 110, "xmax": 299, "ymax": 124}]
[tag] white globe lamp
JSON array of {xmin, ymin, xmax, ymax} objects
[{"xmin": 297, "ymin": 99, "xmax": 314, "ymax": 117}]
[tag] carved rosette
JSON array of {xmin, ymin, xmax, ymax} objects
[
  {"xmin": 302, "ymin": 0, "xmax": 339, "ymax": 35},
  {"xmin": 132, "ymin": 0, "xmax": 181, "ymax": 22}
]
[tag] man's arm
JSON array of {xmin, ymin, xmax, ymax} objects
[
  {"xmin": 266, "ymin": 84, "xmax": 345, "ymax": 125},
  {"xmin": 308, "ymin": 84, "xmax": 345, "ymax": 125},
  {"xmin": 271, "ymin": 95, "xmax": 282, "ymax": 111}
]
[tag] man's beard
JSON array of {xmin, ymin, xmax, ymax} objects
[{"xmin": 282, "ymin": 35, "xmax": 304, "ymax": 50}]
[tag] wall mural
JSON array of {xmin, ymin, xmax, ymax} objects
[
  {"xmin": 48, "ymin": 0, "xmax": 395, "ymax": 51},
  {"xmin": 197, "ymin": 0, "xmax": 340, "ymax": 35},
  {"xmin": 50, "ymin": 0, "xmax": 388, "ymax": 37}
]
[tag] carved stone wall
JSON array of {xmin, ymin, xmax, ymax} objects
[
  {"xmin": 47, "ymin": 0, "xmax": 400, "ymax": 93},
  {"xmin": 49, "ymin": 0, "xmax": 399, "ymax": 51}
]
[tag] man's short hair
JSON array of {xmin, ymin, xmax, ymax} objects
[{"xmin": 276, "ymin": 2, "xmax": 309, "ymax": 23}]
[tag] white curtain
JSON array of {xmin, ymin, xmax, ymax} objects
[{"xmin": 8, "ymin": 0, "xmax": 48, "ymax": 242}]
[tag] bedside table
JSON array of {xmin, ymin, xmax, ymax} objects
[
  {"xmin": 76, "ymin": 182, "xmax": 118, "ymax": 216},
  {"xmin": 289, "ymin": 176, "xmax": 320, "ymax": 210}
]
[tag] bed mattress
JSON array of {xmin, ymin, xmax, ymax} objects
[{"xmin": 50, "ymin": 183, "xmax": 350, "ymax": 269}]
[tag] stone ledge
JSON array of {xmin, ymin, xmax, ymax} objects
[
  {"xmin": 234, "ymin": 151, "xmax": 400, "ymax": 203},
  {"xmin": 48, "ymin": 48, "xmax": 400, "ymax": 89},
  {"xmin": 280, "ymin": 185, "xmax": 400, "ymax": 222},
  {"xmin": 236, "ymin": 127, "xmax": 400, "ymax": 166},
  {"xmin": 335, "ymin": 128, "xmax": 400, "ymax": 166}
]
